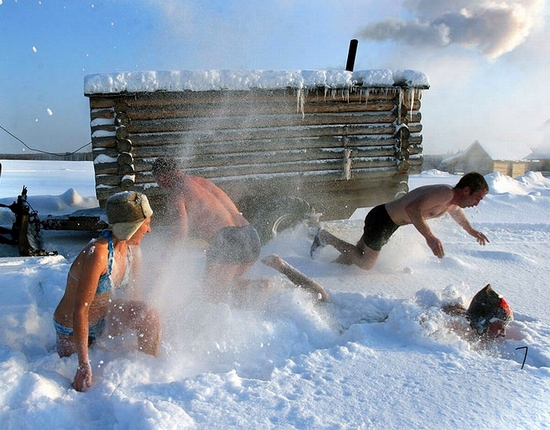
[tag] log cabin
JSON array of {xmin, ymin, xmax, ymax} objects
[{"xmin": 84, "ymin": 69, "xmax": 429, "ymax": 240}]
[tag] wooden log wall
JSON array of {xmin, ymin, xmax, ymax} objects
[{"xmin": 87, "ymin": 85, "xmax": 425, "ymax": 220}]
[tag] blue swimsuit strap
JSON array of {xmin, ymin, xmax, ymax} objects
[{"xmin": 96, "ymin": 230, "xmax": 114, "ymax": 294}]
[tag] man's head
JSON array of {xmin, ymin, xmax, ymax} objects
[
  {"xmin": 454, "ymin": 172, "xmax": 489, "ymax": 208},
  {"xmin": 467, "ymin": 284, "xmax": 513, "ymax": 338},
  {"xmin": 106, "ymin": 191, "xmax": 153, "ymax": 240},
  {"xmin": 152, "ymin": 157, "xmax": 178, "ymax": 177},
  {"xmin": 455, "ymin": 172, "xmax": 489, "ymax": 194},
  {"xmin": 152, "ymin": 157, "xmax": 180, "ymax": 188}
]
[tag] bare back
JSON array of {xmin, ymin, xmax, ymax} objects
[
  {"xmin": 385, "ymin": 184, "xmax": 456, "ymax": 226},
  {"xmin": 170, "ymin": 174, "xmax": 249, "ymax": 242},
  {"xmin": 54, "ymin": 237, "xmax": 133, "ymax": 328},
  {"xmin": 54, "ymin": 238, "xmax": 111, "ymax": 328}
]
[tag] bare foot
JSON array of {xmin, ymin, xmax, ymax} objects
[{"xmin": 261, "ymin": 254, "xmax": 286, "ymax": 270}]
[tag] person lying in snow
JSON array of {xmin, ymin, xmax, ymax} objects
[
  {"xmin": 310, "ymin": 172, "xmax": 490, "ymax": 271},
  {"xmin": 53, "ymin": 191, "xmax": 161, "ymax": 392},
  {"xmin": 442, "ymin": 284, "xmax": 514, "ymax": 341}
]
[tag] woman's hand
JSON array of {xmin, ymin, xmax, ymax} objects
[{"xmin": 72, "ymin": 362, "xmax": 92, "ymax": 392}]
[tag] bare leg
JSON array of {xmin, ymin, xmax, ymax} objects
[
  {"xmin": 261, "ymin": 254, "xmax": 329, "ymax": 302},
  {"xmin": 319, "ymin": 230, "xmax": 379, "ymax": 271}
]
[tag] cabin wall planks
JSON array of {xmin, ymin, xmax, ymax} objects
[{"xmin": 86, "ymin": 79, "xmax": 427, "ymax": 220}]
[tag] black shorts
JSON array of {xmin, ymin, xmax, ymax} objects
[
  {"xmin": 206, "ymin": 225, "xmax": 261, "ymax": 265},
  {"xmin": 362, "ymin": 204, "xmax": 399, "ymax": 251}
]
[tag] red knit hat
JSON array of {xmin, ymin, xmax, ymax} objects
[{"xmin": 466, "ymin": 284, "xmax": 513, "ymax": 337}]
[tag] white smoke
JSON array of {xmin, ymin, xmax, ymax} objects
[{"xmin": 356, "ymin": 0, "xmax": 545, "ymax": 58}]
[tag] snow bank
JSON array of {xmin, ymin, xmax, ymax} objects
[{"xmin": 1, "ymin": 166, "xmax": 550, "ymax": 429}]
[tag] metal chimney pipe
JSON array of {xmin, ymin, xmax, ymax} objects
[{"xmin": 345, "ymin": 39, "xmax": 358, "ymax": 71}]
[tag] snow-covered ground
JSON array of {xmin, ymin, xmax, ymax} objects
[{"xmin": 0, "ymin": 160, "xmax": 549, "ymax": 429}]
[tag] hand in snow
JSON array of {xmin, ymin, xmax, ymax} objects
[
  {"xmin": 426, "ymin": 235, "xmax": 444, "ymax": 258},
  {"xmin": 72, "ymin": 362, "xmax": 92, "ymax": 392},
  {"xmin": 470, "ymin": 229, "xmax": 489, "ymax": 245}
]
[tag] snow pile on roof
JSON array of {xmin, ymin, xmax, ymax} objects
[
  {"xmin": 84, "ymin": 69, "xmax": 430, "ymax": 94},
  {"xmin": 443, "ymin": 141, "xmax": 533, "ymax": 163},
  {"xmin": 480, "ymin": 141, "xmax": 533, "ymax": 161},
  {"xmin": 527, "ymin": 144, "xmax": 550, "ymax": 159}
]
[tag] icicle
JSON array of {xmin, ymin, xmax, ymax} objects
[
  {"xmin": 409, "ymin": 88, "xmax": 415, "ymax": 122},
  {"xmin": 397, "ymin": 88, "xmax": 403, "ymax": 124},
  {"xmin": 365, "ymin": 88, "xmax": 370, "ymax": 107},
  {"xmin": 296, "ymin": 88, "xmax": 305, "ymax": 118}
]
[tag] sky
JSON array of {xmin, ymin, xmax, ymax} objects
[
  {"xmin": 1, "ymin": 0, "xmax": 550, "ymax": 156},
  {"xmin": 1, "ymin": 161, "xmax": 550, "ymax": 428}
]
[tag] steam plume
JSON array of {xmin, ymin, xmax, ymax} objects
[{"xmin": 356, "ymin": 0, "xmax": 544, "ymax": 58}]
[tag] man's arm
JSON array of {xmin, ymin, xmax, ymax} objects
[
  {"xmin": 172, "ymin": 198, "xmax": 189, "ymax": 240},
  {"xmin": 405, "ymin": 199, "xmax": 445, "ymax": 258},
  {"xmin": 448, "ymin": 206, "xmax": 489, "ymax": 245}
]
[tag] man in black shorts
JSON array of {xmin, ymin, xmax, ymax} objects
[{"xmin": 310, "ymin": 172, "xmax": 490, "ymax": 271}]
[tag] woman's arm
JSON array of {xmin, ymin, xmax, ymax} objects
[{"xmin": 71, "ymin": 242, "xmax": 107, "ymax": 391}]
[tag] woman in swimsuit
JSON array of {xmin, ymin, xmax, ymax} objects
[{"xmin": 53, "ymin": 191, "xmax": 161, "ymax": 392}]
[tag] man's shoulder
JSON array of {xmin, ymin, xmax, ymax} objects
[{"xmin": 409, "ymin": 183, "xmax": 453, "ymax": 198}]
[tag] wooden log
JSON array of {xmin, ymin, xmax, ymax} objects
[
  {"xmin": 115, "ymin": 111, "xmax": 131, "ymax": 126},
  {"xmin": 117, "ymin": 152, "xmax": 134, "ymax": 165},
  {"xmin": 118, "ymin": 88, "xmax": 399, "ymax": 108},
  {"xmin": 91, "ymin": 87, "xmax": 422, "ymax": 115},
  {"xmin": 90, "ymin": 109, "xmax": 115, "ymax": 121},
  {"xmin": 89, "ymin": 98, "xmax": 117, "ymax": 109},
  {"xmin": 123, "ymin": 112, "xmax": 397, "ymax": 134},
  {"xmin": 90, "ymin": 124, "xmax": 116, "ymax": 134},
  {"xmin": 125, "ymin": 134, "xmax": 397, "ymax": 156},
  {"xmin": 115, "ymin": 125, "xmax": 130, "ymax": 140},
  {"xmin": 120, "ymin": 97, "xmax": 416, "ymax": 120},
  {"xmin": 125, "ymin": 123, "xmax": 398, "ymax": 141},
  {"xmin": 91, "ymin": 136, "xmax": 117, "ymax": 149},
  {"xmin": 116, "ymin": 138, "xmax": 133, "ymax": 153}
]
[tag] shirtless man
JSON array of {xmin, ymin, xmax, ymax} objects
[
  {"xmin": 152, "ymin": 157, "xmax": 262, "ymax": 301},
  {"xmin": 310, "ymin": 172, "xmax": 490, "ymax": 270}
]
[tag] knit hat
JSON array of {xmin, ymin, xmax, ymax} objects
[
  {"xmin": 466, "ymin": 284, "xmax": 513, "ymax": 336},
  {"xmin": 105, "ymin": 191, "xmax": 153, "ymax": 240}
]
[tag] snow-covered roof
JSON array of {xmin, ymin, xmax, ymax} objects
[
  {"xmin": 527, "ymin": 145, "xmax": 550, "ymax": 159},
  {"xmin": 84, "ymin": 69, "xmax": 430, "ymax": 95},
  {"xmin": 443, "ymin": 141, "xmax": 532, "ymax": 163},
  {"xmin": 477, "ymin": 141, "xmax": 532, "ymax": 161}
]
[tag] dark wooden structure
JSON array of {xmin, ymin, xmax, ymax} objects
[{"xmin": 85, "ymin": 70, "xmax": 429, "ymax": 227}]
